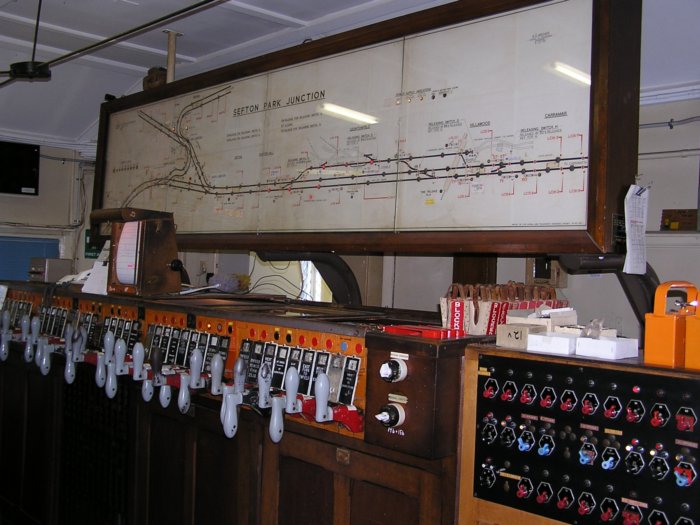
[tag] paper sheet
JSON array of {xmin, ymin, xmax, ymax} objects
[
  {"xmin": 115, "ymin": 221, "xmax": 141, "ymax": 285},
  {"xmin": 623, "ymin": 185, "xmax": 649, "ymax": 274}
]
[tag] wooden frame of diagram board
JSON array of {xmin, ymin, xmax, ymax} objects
[{"xmin": 93, "ymin": 0, "xmax": 642, "ymax": 255}]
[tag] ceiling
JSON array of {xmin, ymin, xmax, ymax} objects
[{"xmin": 0, "ymin": 0, "xmax": 698, "ymax": 159}]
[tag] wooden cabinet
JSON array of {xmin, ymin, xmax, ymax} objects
[
  {"xmin": 0, "ymin": 349, "xmax": 456, "ymax": 525},
  {"xmin": 128, "ymin": 395, "xmax": 262, "ymax": 525},
  {"xmin": 0, "ymin": 350, "xmax": 62, "ymax": 525},
  {"xmin": 261, "ymin": 423, "xmax": 456, "ymax": 525}
]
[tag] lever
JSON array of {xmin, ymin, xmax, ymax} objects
[
  {"xmin": 141, "ymin": 379, "xmax": 154, "ymax": 402},
  {"xmin": 64, "ymin": 323, "xmax": 74, "ymax": 354},
  {"xmin": 189, "ymin": 348, "xmax": 205, "ymax": 389},
  {"xmin": 284, "ymin": 367, "xmax": 302, "ymax": 414},
  {"xmin": 178, "ymin": 373, "xmax": 191, "ymax": 413},
  {"xmin": 95, "ymin": 352, "xmax": 106, "ymax": 388},
  {"xmin": 268, "ymin": 366, "xmax": 302, "ymax": 444},
  {"xmin": 0, "ymin": 310, "xmax": 10, "ymax": 361},
  {"xmin": 64, "ymin": 348, "xmax": 76, "ymax": 384},
  {"xmin": 233, "ymin": 356, "xmax": 246, "ymax": 394},
  {"xmin": 0, "ymin": 331, "xmax": 8, "ymax": 362},
  {"xmin": 269, "ymin": 396, "xmax": 286, "ymax": 443},
  {"xmin": 222, "ymin": 390, "xmax": 243, "ymax": 438},
  {"xmin": 1, "ymin": 310, "xmax": 8, "ymax": 334},
  {"xmin": 132, "ymin": 342, "xmax": 146, "ymax": 380},
  {"xmin": 314, "ymin": 372, "xmax": 333, "ymax": 423},
  {"xmin": 257, "ymin": 363, "xmax": 272, "ymax": 409},
  {"xmin": 34, "ymin": 336, "xmax": 44, "ymax": 367},
  {"xmin": 220, "ymin": 384, "xmax": 234, "ymax": 424},
  {"xmin": 114, "ymin": 338, "xmax": 129, "ymax": 375},
  {"xmin": 159, "ymin": 384, "xmax": 172, "ymax": 408},
  {"xmin": 20, "ymin": 314, "xmax": 30, "ymax": 342},
  {"xmin": 24, "ymin": 316, "xmax": 39, "ymax": 363},
  {"xmin": 103, "ymin": 331, "xmax": 115, "ymax": 364},
  {"xmin": 39, "ymin": 337, "xmax": 52, "ymax": 376},
  {"xmin": 105, "ymin": 361, "xmax": 118, "ymax": 399},
  {"xmin": 210, "ymin": 353, "xmax": 224, "ymax": 395}
]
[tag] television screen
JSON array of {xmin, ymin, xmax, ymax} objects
[{"xmin": 0, "ymin": 141, "xmax": 39, "ymax": 196}]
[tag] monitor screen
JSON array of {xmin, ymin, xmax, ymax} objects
[{"xmin": 0, "ymin": 141, "xmax": 39, "ymax": 196}]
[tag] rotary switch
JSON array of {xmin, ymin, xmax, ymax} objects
[
  {"xmin": 375, "ymin": 403, "xmax": 406, "ymax": 428},
  {"xmin": 379, "ymin": 358, "xmax": 408, "ymax": 383}
]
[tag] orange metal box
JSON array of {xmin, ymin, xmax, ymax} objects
[{"xmin": 644, "ymin": 281, "xmax": 697, "ymax": 368}]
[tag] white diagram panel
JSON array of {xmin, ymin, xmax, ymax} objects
[{"xmin": 102, "ymin": 0, "xmax": 592, "ymax": 235}]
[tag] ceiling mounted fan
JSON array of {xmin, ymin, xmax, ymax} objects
[
  {"xmin": 0, "ymin": 0, "xmax": 224, "ymax": 89},
  {"xmin": 0, "ymin": 0, "xmax": 51, "ymax": 81}
]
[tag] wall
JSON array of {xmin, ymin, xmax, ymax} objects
[{"xmin": 0, "ymin": 145, "xmax": 93, "ymax": 279}]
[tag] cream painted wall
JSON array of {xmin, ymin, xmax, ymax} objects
[{"xmin": 0, "ymin": 145, "xmax": 94, "ymax": 277}]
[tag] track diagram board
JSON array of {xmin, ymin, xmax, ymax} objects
[{"xmin": 103, "ymin": 0, "xmax": 592, "ymax": 234}]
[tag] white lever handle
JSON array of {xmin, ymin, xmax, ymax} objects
[
  {"xmin": 269, "ymin": 396, "xmax": 286, "ymax": 443},
  {"xmin": 141, "ymin": 379, "xmax": 154, "ymax": 402},
  {"xmin": 314, "ymin": 372, "xmax": 333, "ymax": 422},
  {"xmin": 284, "ymin": 366, "xmax": 301, "ymax": 414},
  {"xmin": 21, "ymin": 314, "xmax": 30, "ymax": 342},
  {"xmin": 115, "ymin": 338, "xmax": 128, "ymax": 375},
  {"xmin": 103, "ymin": 331, "xmax": 115, "ymax": 364},
  {"xmin": 95, "ymin": 353, "xmax": 106, "ymax": 387},
  {"xmin": 189, "ymin": 348, "xmax": 205, "ymax": 389},
  {"xmin": 159, "ymin": 384, "xmax": 172, "ymax": 408},
  {"xmin": 132, "ymin": 342, "xmax": 146, "ymax": 380},
  {"xmin": 64, "ymin": 349, "xmax": 76, "ymax": 384},
  {"xmin": 0, "ymin": 332, "xmax": 9, "ymax": 362},
  {"xmin": 210, "ymin": 353, "xmax": 224, "ymax": 395},
  {"xmin": 1, "ymin": 310, "xmax": 9, "ymax": 334},
  {"xmin": 233, "ymin": 356, "xmax": 246, "ymax": 394},
  {"xmin": 220, "ymin": 384, "xmax": 234, "ymax": 424},
  {"xmin": 30, "ymin": 316, "xmax": 40, "ymax": 343},
  {"xmin": 64, "ymin": 323, "xmax": 74, "ymax": 353},
  {"xmin": 105, "ymin": 361, "xmax": 118, "ymax": 399},
  {"xmin": 40, "ymin": 339, "xmax": 51, "ymax": 376},
  {"xmin": 257, "ymin": 363, "xmax": 272, "ymax": 409},
  {"xmin": 222, "ymin": 391, "xmax": 242, "ymax": 438},
  {"xmin": 34, "ymin": 337, "xmax": 44, "ymax": 366},
  {"xmin": 178, "ymin": 373, "xmax": 191, "ymax": 414},
  {"xmin": 23, "ymin": 338, "xmax": 34, "ymax": 363}
]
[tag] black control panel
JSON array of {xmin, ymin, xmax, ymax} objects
[{"xmin": 474, "ymin": 355, "xmax": 699, "ymax": 525}]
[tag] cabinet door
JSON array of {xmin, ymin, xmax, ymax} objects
[
  {"xmin": 262, "ymin": 431, "xmax": 447, "ymax": 525},
  {"xmin": 0, "ymin": 352, "xmax": 62, "ymax": 525},
  {"xmin": 129, "ymin": 398, "xmax": 262, "ymax": 525}
]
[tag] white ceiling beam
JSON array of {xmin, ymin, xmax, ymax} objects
[
  {"xmin": 221, "ymin": 1, "xmax": 308, "ymax": 27},
  {"xmin": 0, "ymin": 11, "xmax": 196, "ymax": 64}
]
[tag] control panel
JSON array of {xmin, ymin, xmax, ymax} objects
[
  {"xmin": 473, "ymin": 354, "xmax": 699, "ymax": 525},
  {"xmin": 365, "ymin": 329, "xmax": 469, "ymax": 458}
]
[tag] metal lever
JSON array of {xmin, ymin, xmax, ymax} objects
[
  {"xmin": 257, "ymin": 363, "xmax": 272, "ymax": 409},
  {"xmin": 0, "ymin": 310, "xmax": 10, "ymax": 361},
  {"xmin": 114, "ymin": 338, "xmax": 129, "ymax": 375},
  {"xmin": 103, "ymin": 331, "xmax": 115, "ymax": 364},
  {"xmin": 222, "ymin": 390, "xmax": 243, "ymax": 438},
  {"xmin": 189, "ymin": 348, "xmax": 205, "ymax": 389},
  {"xmin": 132, "ymin": 342, "xmax": 146, "ymax": 381},
  {"xmin": 24, "ymin": 316, "xmax": 40, "ymax": 363},
  {"xmin": 178, "ymin": 372, "xmax": 191, "ymax": 413},
  {"xmin": 210, "ymin": 353, "xmax": 224, "ymax": 395},
  {"xmin": 268, "ymin": 366, "xmax": 302, "ymax": 444},
  {"xmin": 314, "ymin": 372, "xmax": 333, "ymax": 422},
  {"xmin": 105, "ymin": 360, "xmax": 118, "ymax": 399},
  {"xmin": 95, "ymin": 352, "xmax": 106, "ymax": 387}
]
